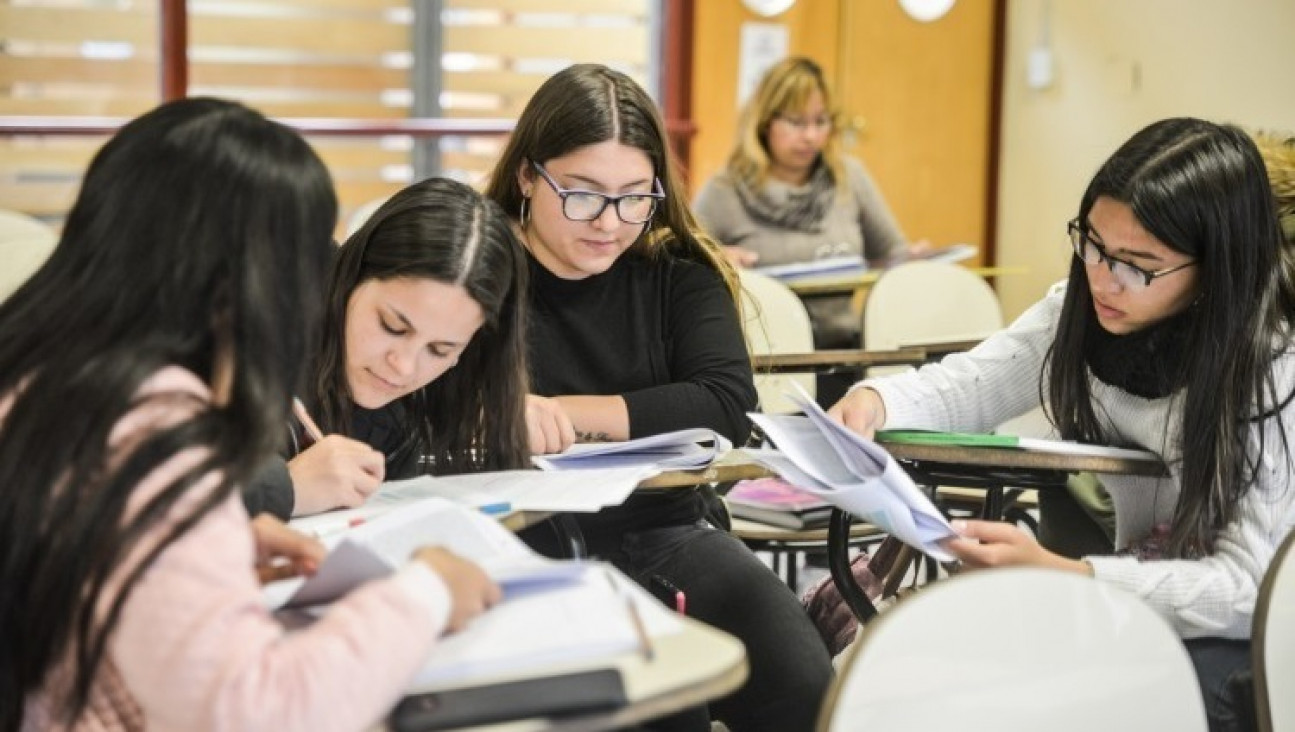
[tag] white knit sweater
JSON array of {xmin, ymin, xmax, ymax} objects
[{"xmin": 865, "ymin": 283, "xmax": 1295, "ymax": 639}]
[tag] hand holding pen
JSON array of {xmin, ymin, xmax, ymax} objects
[{"xmin": 287, "ymin": 398, "xmax": 386, "ymax": 516}]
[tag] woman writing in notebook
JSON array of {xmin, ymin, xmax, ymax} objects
[
  {"xmin": 0, "ymin": 99, "xmax": 499, "ymax": 730},
  {"xmin": 484, "ymin": 63, "xmax": 833, "ymax": 731},
  {"xmin": 243, "ymin": 175, "xmax": 531, "ymax": 517},
  {"xmin": 830, "ymin": 118, "xmax": 1295, "ymax": 731}
]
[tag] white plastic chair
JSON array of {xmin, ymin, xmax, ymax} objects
[
  {"xmin": 0, "ymin": 209, "xmax": 58, "ymax": 302},
  {"xmin": 862, "ymin": 260, "xmax": 1003, "ymax": 376},
  {"xmin": 1254, "ymin": 528, "xmax": 1295, "ymax": 732},
  {"xmin": 345, "ymin": 197, "xmax": 388, "ymax": 238},
  {"xmin": 818, "ymin": 567, "xmax": 1208, "ymax": 732},
  {"xmin": 739, "ymin": 269, "xmax": 816, "ymax": 414}
]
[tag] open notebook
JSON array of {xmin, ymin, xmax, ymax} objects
[
  {"xmin": 265, "ymin": 498, "xmax": 682, "ymax": 692},
  {"xmin": 532, "ymin": 427, "xmax": 731, "ymax": 471}
]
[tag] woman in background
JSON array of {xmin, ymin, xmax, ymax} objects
[
  {"xmin": 485, "ymin": 63, "xmax": 833, "ymax": 732},
  {"xmin": 695, "ymin": 57, "xmax": 928, "ymax": 350},
  {"xmin": 0, "ymin": 98, "xmax": 498, "ymax": 731}
]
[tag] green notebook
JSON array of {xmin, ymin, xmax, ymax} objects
[
  {"xmin": 876, "ymin": 430, "xmax": 1021, "ymax": 448},
  {"xmin": 875, "ymin": 429, "xmax": 1160, "ymax": 462}
]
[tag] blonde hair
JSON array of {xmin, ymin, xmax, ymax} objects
[{"xmin": 726, "ymin": 57, "xmax": 847, "ymax": 191}]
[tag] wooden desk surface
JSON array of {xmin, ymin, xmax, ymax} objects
[
  {"xmin": 786, "ymin": 265, "xmax": 1027, "ymax": 297},
  {"xmin": 411, "ymin": 616, "xmax": 748, "ymax": 732},
  {"xmin": 878, "ymin": 440, "xmax": 1167, "ymax": 477},
  {"xmin": 752, "ymin": 347, "xmax": 928, "ymax": 374},
  {"xmin": 637, "ymin": 450, "xmax": 774, "ymax": 490}
]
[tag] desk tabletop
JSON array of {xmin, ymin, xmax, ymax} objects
[
  {"xmin": 786, "ymin": 265, "xmax": 1027, "ymax": 297},
  {"xmin": 879, "ymin": 440, "xmax": 1167, "ymax": 477},
  {"xmin": 752, "ymin": 347, "xmax": 927, "ymax": 374},
  {"xmin": 407, "ymin": 616, "xmax": 748, "ymax": 732},
  {"xmin": 638, "ymin": 450, "xmax": 774, "ymax": 490}
]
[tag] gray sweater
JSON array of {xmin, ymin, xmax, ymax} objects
[
  {"xmin": 865, "ymin": 283, "xmax": 1295, "ymax": 639},
  {"xmin": 694, "ymin": 157, "xmax": 906, "ymax": 347}
]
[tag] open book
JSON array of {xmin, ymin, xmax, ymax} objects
[
  {"xmin": 533, "ymin": 428, "xmax": 731, "ymax": 471},
  {"xmin": 267, "ymin": 498, "xmax": 683, "ymax": 692},
  {"xmin": 746, "ymin": 384, "xmax": 957, "ymax": 561},
  {"xmin": 876, "ymin": 429, "xmax": 1161, "ymax": 462},
  {"xmin": 271, "ymin": 497, "xmax": 585, "ymax": 609}
]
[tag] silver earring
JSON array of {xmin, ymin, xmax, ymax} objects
[{"xmin": 519, "ymin": 196, "xmax": 531, "ymax": 229}]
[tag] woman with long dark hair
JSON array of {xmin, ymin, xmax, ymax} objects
[
  {"xmin": 484, "ymin": 63, "xmax": 833, "ymax": 731},
  {"xmin": 831, "ymin": 117, "xmax": 1295, "ymax": 731},
  {"xmin": 0, "ymin": 98, "xmax": 498, "ymax": 730},
  {"xmin": 244, "ymin": 176, "xmax": 532, "ymax": 516}
]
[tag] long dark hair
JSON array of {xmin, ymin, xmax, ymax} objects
[
  {"xmin": 0, "ymin": 98, "xmax": 336, "ymax": 728},
  {"xmin": 483, "ymin": 63, "xmax": 742, "ymax": 305},
  {"xmin": 1045, "ymin": 117, "xmax": 1295, "ymax": 557},
  {"xmin": 311, "ymin": 177, "xmax": 530, "ymax": 473}
]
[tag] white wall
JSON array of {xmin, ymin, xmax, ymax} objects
[{"xmin": 996, "ymin": 0, "xmax": 1295, "ymax": 319}]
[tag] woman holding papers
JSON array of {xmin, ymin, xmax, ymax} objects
[
  {"xmin": 694, "ymin": 57, "xmax": 928, "ymax": 351},
  {"xmin": 484, "ymin": 63, "xmax": 832, "ymax": 732},
  {"xmin": 244, "ymin": 176, "xmax": 532, "ymax": 518},
  {"xmin": 0, "ymin": 99, "xmax": 499, "ymax": 731},
  {"xmin": 831, "ymin": 118, "xmax": 1295, "ymax": 731}
]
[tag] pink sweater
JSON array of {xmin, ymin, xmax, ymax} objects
[{"xmin": 21, "ymin": 367, "xmax": 451, "ymax": 731}]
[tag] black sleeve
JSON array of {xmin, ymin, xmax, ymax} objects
[
  {"xmin": 623, "ymin": 262, "xmax": 757, "ymax": 444},
  {"xmin": 241, "ymin": 457, "xmax": 295, "ymax": 521}
]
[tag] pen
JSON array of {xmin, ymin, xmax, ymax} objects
[
  {"xmin": 292, "ymin": 397, "xmax": 325, "ymax": 444},
  {"xmin": 651, "ymin": 573, "xmax": 687, "ymax": 615},
  {"xmin": 605, "ymin": 568, "xmax": 654, "ymax": 662},
  {"xmin": 478, "ymin": 501, "xmax": 512, "ymax": 516}
]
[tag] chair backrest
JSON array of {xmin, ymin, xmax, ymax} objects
[
  {"xmin": 1254, "ymin": 528, "xmax": 1295, "ymax": 732},
  {"xmin": 863, "ymin": 259, "xmax": 1003, "ymax": 356},
  {"xmin": 738, "ymin": 269, "xmax": 815, "ymax": 414},
  {"xmin": 345, "ymin": 197, "xmax": 388, "ymax": 238},
  {"xmin": 818, "ymin": 567, "xmax": 1208, "ymax": 732},
  {"xmin": 0, "ymin": 210, "xmax": 58, "ymax": 303}
]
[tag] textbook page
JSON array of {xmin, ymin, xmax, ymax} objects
[
  {"xmin": 532, "ymin": 428, "xmax": 731, "ymax": 471},
  {"xmin": 269, "ymin": 498, "xmax": 584, "ymax": 609},
  {"xmin": 746, "ymin": 384, "xmax": 956, "ymax": 561},
  {"xmin": 409, "ymin": 565, "xmax": 683, "ymax": 692}
]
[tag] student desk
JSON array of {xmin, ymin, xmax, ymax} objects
[
  {"xmin": 388, "ymin": 614, "xmax": 748, "ymax": 732},
  {"xmin": 784, "ymin": 265, "xmax": 1026, "ymax": 299},
  {"xmin": 825, "ymin": 440, "xmax": 1168, "ymax": 623}
]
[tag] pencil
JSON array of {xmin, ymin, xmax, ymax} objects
[
  {"xmin": 292, "ymin": 397, "xmax": 325, "ymax": 443},
  {"xmin": 605, "ymin": 568, "xmax": 654, "ymax": 662}
]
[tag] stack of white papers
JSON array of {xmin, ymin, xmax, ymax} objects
[
  {"xmin": 755, "ymin": 255, "xmax": 867, "ymax": 282},
  {"xmin": 747, "ymin": 384, "xmax": 957, "ymax": 561},
  {"xmin": 533, "ymin": 428, "xmax": 731, "ymax": 471}
]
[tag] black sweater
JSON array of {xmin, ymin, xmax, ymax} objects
[{"xmin": 525, "ymin": 250, "xmax": 757, "ymax": 543}]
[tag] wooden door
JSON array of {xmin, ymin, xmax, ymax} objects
[{"xmin": 836, "ymin": 0, "xmax": 999, "ymax": 262}]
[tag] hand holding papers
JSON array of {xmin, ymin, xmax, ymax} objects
[
  {"xmin": 747, "ymin": 384, "xmax": 957, "ymax": 561},
  {"xmin": 533, "ymin": 428, "xmax": 732, "ymax": 471}
]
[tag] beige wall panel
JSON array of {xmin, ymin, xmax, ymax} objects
[{"xmin": 996, "ymin": 0, "xmax": 1295, "ymax": 319}]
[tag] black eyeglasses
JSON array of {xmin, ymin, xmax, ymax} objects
[
  {"xmin": 1067, "ymin": 219, "xmax": 1196, "ymax": 292},
  {"xmin": 530, "ymin": 160, "xmax": 665, "ymax": 224}
]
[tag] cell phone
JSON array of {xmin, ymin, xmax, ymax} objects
[{"xmin": 388, "ymin": 668, "xmax": 627, "ymax": 731}]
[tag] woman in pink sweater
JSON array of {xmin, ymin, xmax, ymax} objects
[{"xmin": 0, "ymin": 98, "xmax": 500, "ymax": 731}]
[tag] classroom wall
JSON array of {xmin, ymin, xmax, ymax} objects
[{"xmin": 996, "ymin": 0, "xmax": 1295, "ymax": 319}]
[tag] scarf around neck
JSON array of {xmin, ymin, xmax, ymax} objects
[
  {"xmin": 1084, "ymin": 307, "xmax": 1195, "ymax": 399},
  {"xmin": 734, "ymin": 161, "xmax": 837, "ymax": 232}
]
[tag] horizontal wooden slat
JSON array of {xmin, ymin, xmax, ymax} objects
[
  {"xmin": 443, "ymin": 70, "xmax": 551, "ymax": 97},
  {"xmin": 0, "ymin": 97, "xmax": 410, "ymax": 119},
  {"xmin": 190, "ymin": 15, "xmax": 408, "ymax": 56},
  {"xmin": 0, "ymin": 7, "xmax": 155, "ymax": 46},
  {"xmin": 0, "ymin": 57, "xmax": 409, "ymax": 92},
  {"xmin": 444, "ymin": 26, "xmax": 647, "ymax": 64},
  {"xmin": 0, "ymin": 98, "xmax": 157, "ymax": 118},
  {"xmin": 0, "ymin": 181, "xmax": 80, "ymax": 216},
  {"xmin": 447, "ymin": 0, "xmax": 649, "ymax": 15}
]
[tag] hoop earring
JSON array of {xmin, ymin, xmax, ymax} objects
[{"xmin": 519, "ymin": 196, "xmax": 531, "ymax": 229}]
